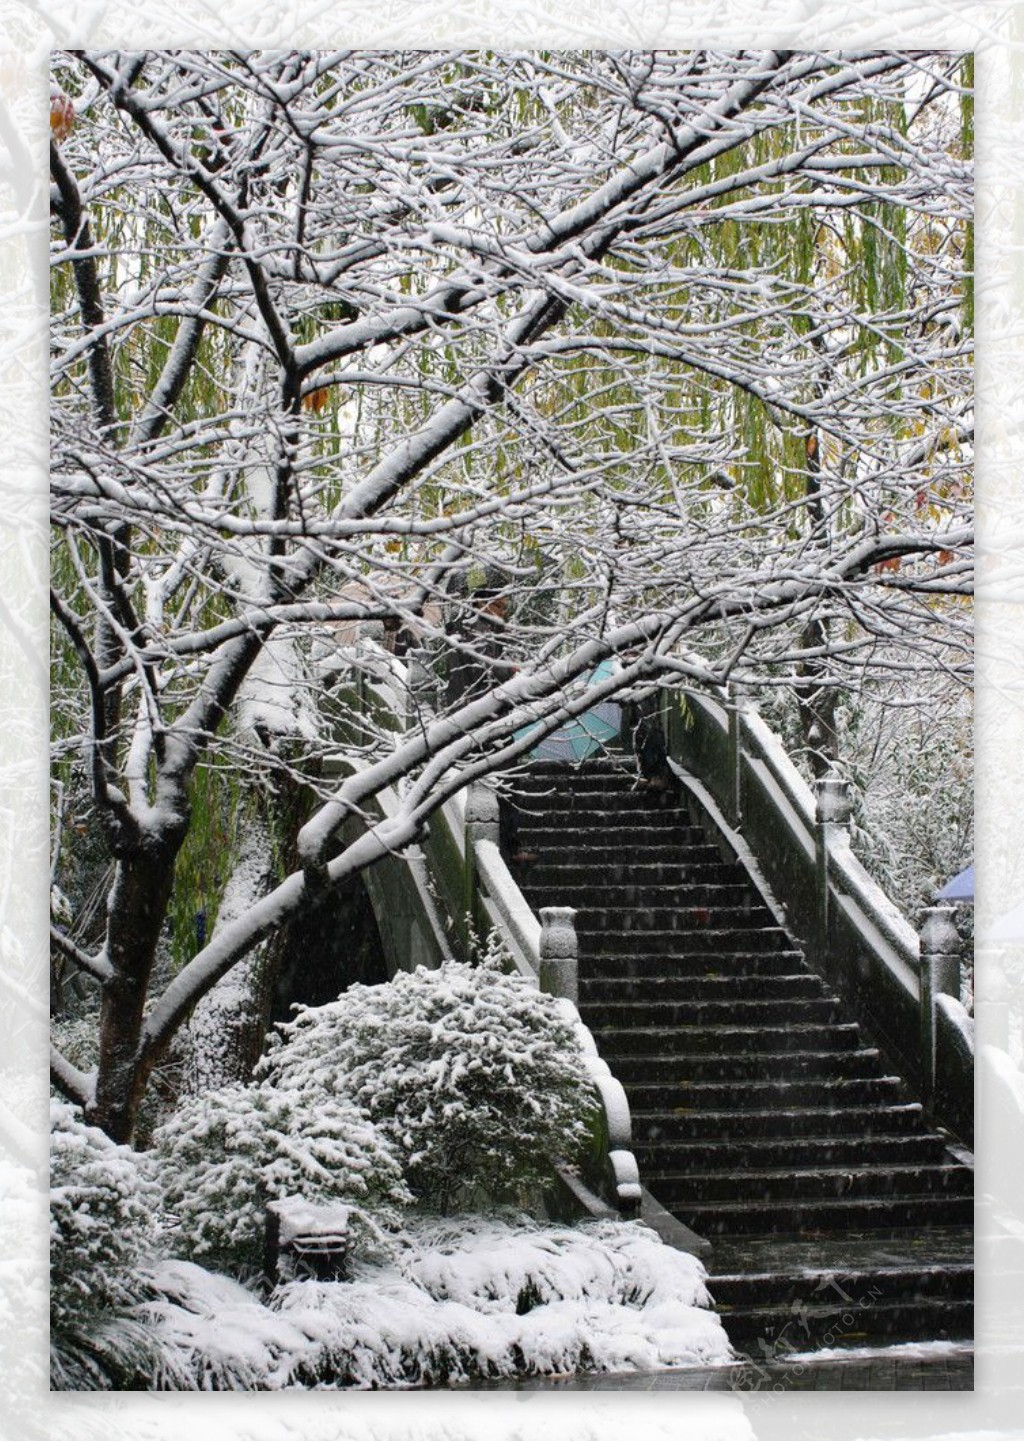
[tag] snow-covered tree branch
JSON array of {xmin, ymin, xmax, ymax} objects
[{"xmin": 49, "ymin": 49, "xmax": 972, "ymax": 1141}]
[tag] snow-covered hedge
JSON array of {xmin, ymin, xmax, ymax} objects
[
  {"xmin": 261, "ymin": 956, "xmax": 599, "ymax": 1212},
  {"xmin": 154, "ymin": 1081, "xmax": 412, "ymax": 1276},
  {"xmin": 50, "ymin": 1100, "xmax": 166, "ymax": 1388},
  {"xmin": 143, "ymin": 1213, "xmax": 730, "ymax": 1388}
]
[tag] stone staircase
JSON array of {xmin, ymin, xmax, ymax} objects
[{"xmin": 508, "ymin": 757, "xmax": 974, "ymax": 1357}]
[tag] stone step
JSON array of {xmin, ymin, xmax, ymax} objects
[
  {"xmin": 677, "ymin": 1191, "xmax": 974, "ymax": 1236},
  {"xmin": 596, "ymin": 1020, "xmax": 865, "ymax": 1055},
  {"xmin": 573, "ymin": 905, "xmax": 778, "ymax": 933},
  {"xmin": 512, "ymin": 801, "xmax": 697, "ymax": 824},
  {"xmin": 638, "ymin": 1132, "xmax": 949, "ymax": 1170},
  {"xmin": 631, "ymin": 1103, "xmax": 928, "ymax": 1141},
  {"xmin": 582, "ymin": 990, "xmax": 838, "ymax": 1022},
  {"xmin": 619, "ymin": 1074, "xmax": 905, "ymax": 1111},
  {"xmin": 602, "ymin": 1046, "xmax": 884, "ymax": 1083},
  {"xmin": 517, "ymin": 840, "xmax": 722, "ymax": 867},
  {"xmin": 579, "ymin": 973, "xmax": 827, "ymax": 1004},
  {"xmin": 515, "ymin": 814, "xmax": 698, "ymax": 837},
  {"xmin": 514, "ymin": 814, "xmax": 696, "ymax": 837},
  {"xmin": 523, "ymin": 860, "xmax": 744, "ymax": 887},
  {"xmin": 580, "ymin": 927, "xmax": 792, "ymax": 957},
  {"xmin": 707, "ymin": 1260, "xmax": 974, "ymax": 1310},
  {"xmin": 586, "ymin": 996, "xmax": 844, "ymax": 1029},
  {"xmin": 646, "ymin": 1161, "xmax": 973, "ymax": 1206},
  {"xmin": 525, "ymin": 881, "xmax": 757, "ymax": 908},
  {"xmin": 575, "ymin": 949, "xmax": 811, "ymax": 980},
  {"xmin": 521, "ymin": 842, "xmax": 731, "ymax": 865},
  {"xmin": 719, "ymin": 1294, "xmax": 973, "ymax": 1350},
  {"xmin": 581, "ymin": 974, "xmax": 829, "ymax": 1008},
  {"xmin": 512, "ymin": 764, "xmax": 646, "ymax": 786}
]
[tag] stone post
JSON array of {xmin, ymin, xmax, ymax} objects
[
  {"xmin": 464, "ymin": 782, "xmax": 501, "ymax": 928},
  {"xmin": 919, "ymin": 904, "xmax": 962, "ymax": 1105},
  {"xmin": 465, "ymin": 782, "xmax": 501, "ymax": 847},
  {"xmin": 813, "ymin": 773, "xmax": 853, "ymax": 973},
  {"xmin": 539, "ymin": 906, "xmax": 579, "ymax": 1003}
]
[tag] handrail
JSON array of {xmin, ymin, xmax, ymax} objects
[
  {"xmin": 434, "ymin": 781, "xmax": 643, "ymax": 1216},
  {"xmin": 667, "ymin": 685, "xmax": 972, "ymax": 1146},
  {"xmin": 739, "ymin": 700, "xmax": 921, "ymax": 980}
]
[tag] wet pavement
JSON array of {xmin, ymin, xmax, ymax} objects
[
  {"xmin": 465, "ymin": 1343, "xmax": 974, "ymax": 1391},
  {"xmin": 706, "ymin": 1224, "xmax": 974, "ymax": 1275}
]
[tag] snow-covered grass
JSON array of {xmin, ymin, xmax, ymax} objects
[{"xmin": 142, "ymin": 1213, "xmax": 731, "ymax": 1390}]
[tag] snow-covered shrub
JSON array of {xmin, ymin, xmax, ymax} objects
[
  {"xmin": 154, "ymin": 1081, "xmax": 411, "ymax": 1276},
  {"xmin": 142, "ymin": 1214, "xmax": 729, "ymax": 1389},
  {"xmin": 49, "ymin": 1100, "xmax": 168, "ymax": 1389},
  {"xmin": 275, "ymin": 1212, "xmax": 728, "ymax": 1387},
  {"xmin": 261, "ymin": 956, "xmax": 599, "ymax": 1212},
  {"xmin": 143, "ymin": 1259, "xmax": 314, "ymax": 1390},
  {"xmin": 401, "ymin": 1211, "xmax": 714, "ymax": 1314}
]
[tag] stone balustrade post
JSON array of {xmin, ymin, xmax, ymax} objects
[
  {"xmin": 464, "ymin": 782, "xmax": 501, "ymax": 923},
  {"xmin": 539, "ymin": 906, "xmax": 579, "ymax": 1003},
  {"xmin": 465, "ymin": 782, "xmax": 501, "ymax": 847},
  {"xmin": 919, "ymin": 904, "xmax": 962, "ymax": 1104},
  {"xmin": 813, "ymin": 773, "xmax": 853, "ymax": 973}
]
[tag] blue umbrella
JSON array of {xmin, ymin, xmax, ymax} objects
[
  {"xmin": 935, "ymin": 864, "xmax": 974, "ymax": 903},
  {"xmin": 515, "ymin": 660, "xmax": 622, "ymax": 762}
]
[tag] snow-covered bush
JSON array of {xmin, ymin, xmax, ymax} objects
[
  {"xmin": 49, "ymin": 1100, "xmax": 167, "ymax": 1389},
  {"xmin": 142, "ymin": 1213, "xmax": 730, "ymax": 1388},
  {"xmin": 261, "ymin": 956, "xmax": 599, "ymax": 1212},
  {"xmin": 154, "ymin": 1081, "xmax": 411, "ymax": 1276}
]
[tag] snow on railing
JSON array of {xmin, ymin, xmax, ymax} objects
[
  {"xmin": 459, "ymin": 779, "xmax": 642, "ymax": 1216},
  {"xmin": 668, "ymin": 685, "xmax": 973, "ymax": 1144},
  {"xmin": 741, "ymin": 702, "xmax": 920, "ymax": 977}
]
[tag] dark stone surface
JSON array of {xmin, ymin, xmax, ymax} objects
[{"xmin": 510, "ymin": 758, "xmax": 974, "ymax": 1355}]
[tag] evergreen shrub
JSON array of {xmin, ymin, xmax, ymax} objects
[{"xmin": 261, "ymin": 953, "xmax": 598, "ymax": 1212}]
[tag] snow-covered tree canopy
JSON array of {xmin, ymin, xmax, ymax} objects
[{"xmin": 49, "ymin": 49, "xmax": 972, "ymax": 1141}]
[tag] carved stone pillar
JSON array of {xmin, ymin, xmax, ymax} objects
[
  {"xmin": 539, "ymin": 906, "xmax": 578, "ymax": 1003},
  {"xmin": 813, "ymin": 773, "xmax": 853, "ymax": 972},
  {"xmin": 919, "ymin": 904, "xmax": 962, "ymax": 1104}
]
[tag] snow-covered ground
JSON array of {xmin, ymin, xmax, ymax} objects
[{"xmin": 783, "ymin": 1338, "xmax": 973, "ymax": 1364}]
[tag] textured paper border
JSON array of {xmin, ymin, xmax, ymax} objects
[{"xmin": 3, "ymin": 5, "xmax": 1017, "ymax": 1436}]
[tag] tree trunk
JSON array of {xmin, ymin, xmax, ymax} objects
[
  {"xmin": 89, "ymin": 834, "xmax": 183, "ymax": 1142},
  {"xmin": 187, "ymin": 811, "xmax": 277, "ymax": 1091}
]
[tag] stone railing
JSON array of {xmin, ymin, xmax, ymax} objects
[
  {"xmin": 426, "ymin": 778, "xmax": 643, "ymax": 1217},
  {"xmin": 666, "ymin": 686, "xmax": 973, "ymax": 1146},
  {"xmin": 319, "ymin": 638, "xmax": 643, "ymax": 1215}
]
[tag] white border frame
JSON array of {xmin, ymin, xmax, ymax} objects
[{"xmin": 3, "ymin": 7, "xmax": 1018, "ymax": 1436}]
